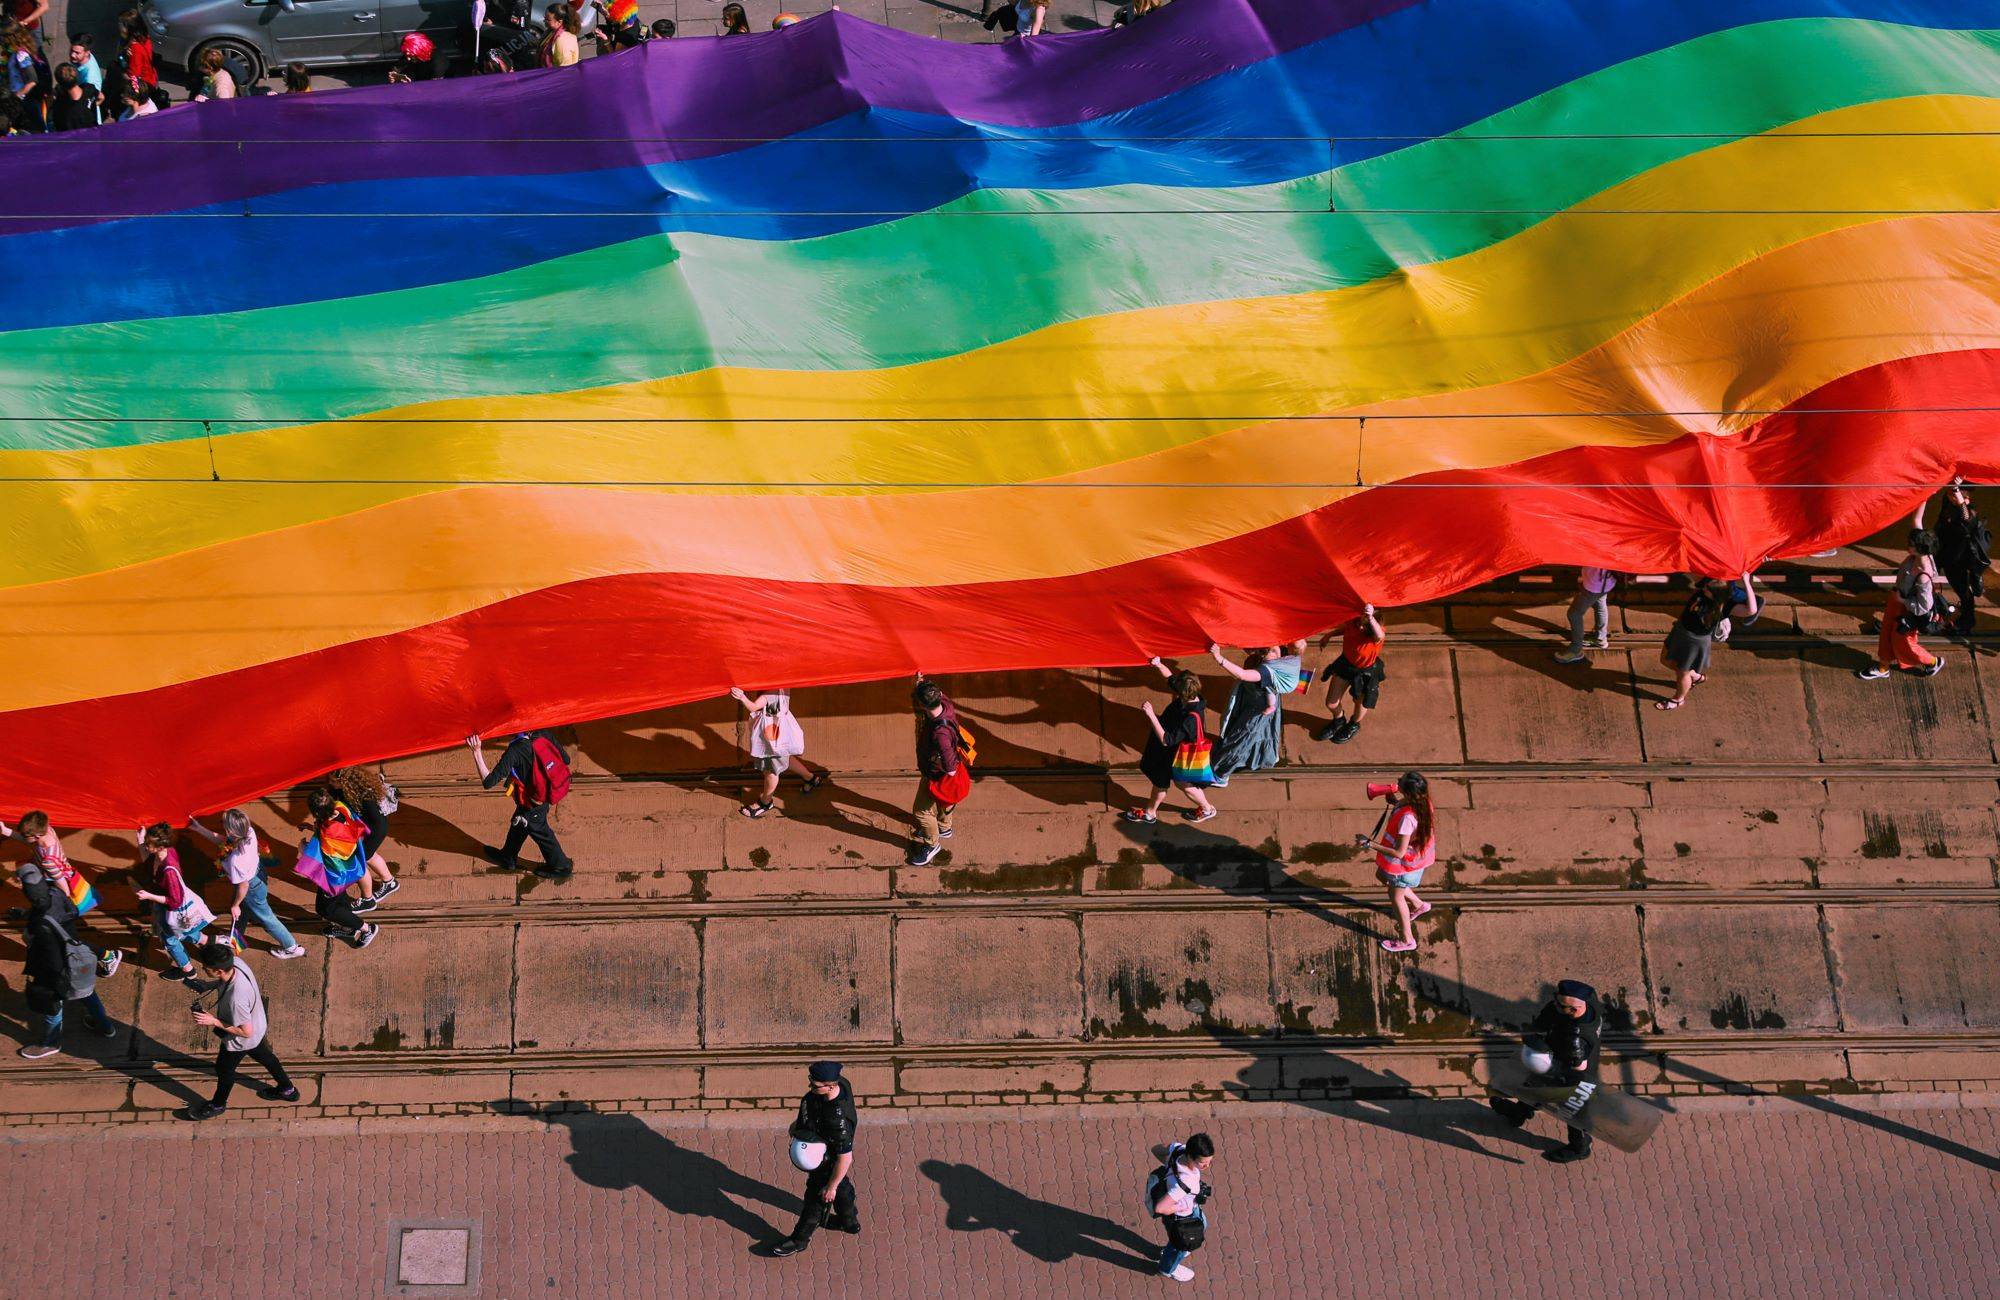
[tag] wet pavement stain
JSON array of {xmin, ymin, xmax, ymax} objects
[
  {"xmin": 747, "ymin": 847, "xmax": 772, "ymax": 869},
  {"xmin": 365, "ymin": 1022, "xmax": 404, "ymax": 1051},
  {"xmin": 1091, "ymin": 962, "xmax": 1169, "ymax": 1037},
  {"xmin": 1709, "ymin": 993, "xmax": 1787, "ymax": 1031},
  {"xmin": 1860, "ymin": 813, "xmax": 1902, "ymax": 859},
  {"xmin": 937, "ymin": 861, "xmax": 1078, "ymax": 893},
  {"xmin": 1277, "ymin": 942, "xmax": 1375, "ymax": 1035},
  {"xmin": 1292, "ymin": 840, "xmax": 1363, "ymax": 866},
  {"xmin": 1095, "ymin": 861, "xmax": 1145, "ymax": 890}
]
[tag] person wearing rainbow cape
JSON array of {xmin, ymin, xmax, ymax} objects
[{"xmin": 297, "ymin": 790, "xmax": 379, "ymax": 950}]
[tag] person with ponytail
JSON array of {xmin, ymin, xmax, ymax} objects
[{"xmin": 1356, "ymin": 772, "xmax": 1436, "ymax": 953}]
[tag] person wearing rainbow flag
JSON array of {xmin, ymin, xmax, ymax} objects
[
  {"xmin": 298, "ymin": 790, "xmax": 380, "ymax": 949},
  {"xmin": 1, "ymin": 810, "xmax": 121, "ymax": 979}
]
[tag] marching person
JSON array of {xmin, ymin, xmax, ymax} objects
[
  {"xmin": 1357, "ymin": 772, "xmax": 1436, "ymax": 953},
  {"xmin": 730, "ymin": 687, "xmax": 826, "ymax": 819},
  {"xmin": 1124, "ymin": 659, "xmax": 1217, "ymax": 824},
  {"xmin": 768, "ymin": 1061, "xmax": 859, "ymax": 1257},
  {"xmin": 329, "ymin": 766, "xmax": 400, "ymax": 910},
  {"xmin": 1859, "ymin": 530, "xmax": 1946, "ymax": 680},
  {"xmin": 1931, "ymin": 478, "xmax": 1989, "ymax": 636},
  {"xmin": 1207, "ymin": 641, "xmax": 1305, "ymax": 785},
  {"xmin": 908, "ymin": 676, "xmax": 970, "ymax": 867},
  {"xmin": 1147, "ymin": 1132, "xmax": 1215, "ymax": 1282},
  {"xmin": 17, "ymin": 905, "xmax": 115, "ymax": 1059},
  {"xmin": 297, "ymin": 793, "xmax": 381, "ymax": 949},
  {"xmin": 181, "ymin": 937, "xmax": 299, "ymax": 1121},
  {"xmin": 134, "ymin": 823, "xmax": 211, "ymax": 981},
  {"xmin": 1554, "ymin": 566, "xmax": 1617, "ymax": 664},
  {"xmin": 1656, "ymin": 573, "xmax": 1757, "ymax": 710},
  {"xmin": 1312, "ymin": 604, "xmax": 1386, "ymax": 744},
  {"xmin": 469, "ymin": 731, "xmax": 575, "ymax": 880},
  {"xmin": 1490, "ymin": 978, "xmax": 1602, "ymax": 1163},
  {"xmin": 189, "ymin": 809, "xmax": 307, "ymax": 959},
  {"xmin": 0, "ymin": 811, "xmax": 120, "ymax": 978}
]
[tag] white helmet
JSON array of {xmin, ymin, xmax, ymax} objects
[{"xmin": 789, "ymin": 1138, "xmax": 826, "ymax": 1172}]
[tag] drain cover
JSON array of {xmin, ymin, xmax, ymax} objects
[
  {"xmin": 387, "ymin": 1221, "xmax": 481, "ymax": 1295},
  {"xmin": 399, "ymin": 1229, "xmax": 470, "ymax": 1285}
]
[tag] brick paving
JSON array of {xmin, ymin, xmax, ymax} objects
[{"xmin": 9, "ymin": 1096, "xmax": 1998, "ymax": 1297}]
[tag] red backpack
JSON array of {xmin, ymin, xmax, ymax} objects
[{"xmin": 516, "ymin": 734, "xmax": 572, "ymax": 806}]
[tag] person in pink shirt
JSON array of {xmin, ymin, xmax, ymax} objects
[
  {"xmin": 1554, "ymin": 566, "xmax": 1617, "ymax": 664},
  {"xmin": 1356, "ymin": 772, "xmax": 1436, "ymax": 953}
]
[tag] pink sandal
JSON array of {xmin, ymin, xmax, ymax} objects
[{"xmin": 1380, "ymin": 938, "xmax": 1418, "ymax": 953}]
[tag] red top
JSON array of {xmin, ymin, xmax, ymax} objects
[
  {"xmin": 1342, "ymin": 621, "xmax": 1384, "ymax": 669},
  {"xmin": 126, "ymin": 37, "xmax": 157, "ymax": 87},
  {"xmin": 151, "ymin": 849, "xmax": 186, "ymax": 909},
  {"xmin": 6, "ymin": 0, "xmax": 41, "ymax": 30}
]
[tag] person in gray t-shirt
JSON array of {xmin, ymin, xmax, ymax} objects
[{"xmin": 182, "ymin": 940, "xmax": 298, "ymax": 1121}]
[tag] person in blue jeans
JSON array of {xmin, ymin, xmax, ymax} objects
[
  {"xmin": 1148, "ymin": 1133, "xmax": 1214, "ymax": 1282},
  {"xmin": 19, "ymin": 910, "xmax": 114, "ymax": 1059},
  {"xmin": 190, "ymin": 811, "xmax": 306, "ymax": 958}
]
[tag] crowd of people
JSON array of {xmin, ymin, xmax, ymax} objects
[{"xmin": 1, "ymin": 0, "xmax": 1151, "ymax": 132}]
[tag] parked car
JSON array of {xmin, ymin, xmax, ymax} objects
[{"xmin": 143, "ymin": 0, "xmax": 596, "ymax": 81}]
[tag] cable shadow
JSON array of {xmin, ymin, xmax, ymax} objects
[
  {"xmin": 526, "ymin": 1105, "xmax": 798, "ymax": 1242},
  {"xmin": 1198, "ymin": 1026, "xmax": 1532, "ymax": 1165},
  {"xmin": 920, "ymin": 1159, "xmax": 1157, "ymax": 1274},
  {"xmin": 1405, "ymin": 968, "xmax": 1999, "ymax": 1174},
  {"xmin": 1658, "ymin": 1057, "xmax": 2000, "ymax": 1175}
]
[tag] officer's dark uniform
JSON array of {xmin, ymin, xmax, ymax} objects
[
  {"xmin": 787, "ymin": 1075, "xmax": 859, "ymax": 1243},
  {"xmin": 1492, "ymin": 988, "xmax": 1601, "ymax": 1160}
]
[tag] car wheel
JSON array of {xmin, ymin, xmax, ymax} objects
[{"xmin": 191, "ymin": 38, "xmax": 263, "ymax": 88}]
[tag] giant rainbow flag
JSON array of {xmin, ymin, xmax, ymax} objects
[{"xmin": 3, "ymin": 0, "xmax": 1998, "ymax": 822}]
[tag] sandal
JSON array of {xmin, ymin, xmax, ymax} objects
[
  {"xmin": 1380, "ymin": 938, "xmax": 1418, "ymax": 953},
  {"xmin": 1121, "ymin": 809, "xmax": 1158, "ymax": 824},
  {"xmin": 739, "ymin": 799, "xmax": 775, "ymax": 820},
  {"xmin": 798, "ymin": 773, "xmax": 827, "ymax": 797},
  {"xmin": 1654, "ymin": 698, "xmax": 1683, "ymax": 711}
]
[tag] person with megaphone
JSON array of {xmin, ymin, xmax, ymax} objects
[{"xmin": 1355, "ymin": 772, "xmax": 1437, "ymax": 953}]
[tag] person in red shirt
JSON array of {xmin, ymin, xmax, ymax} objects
[
  {"xmin": 1313, "ymin": 604, "xmax": 1386, "ymax": 744},
  {"xmin": 116, "ymin": 9, "xmax": 155, "ymax": 88}
]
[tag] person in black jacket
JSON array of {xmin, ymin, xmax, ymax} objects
[
  {"xmin": 468, "ymin": 731, "xmax": 573, "ymax": 880},
  {"xmin": 768, "ymin": 1061, "xmax": 859, "ymax": 1257},
  {"xmin": 1933, "ymin": 479, "xmax": 1990, "ymax": 636},
  {"xmin": 1491, "ymin": 978, "xmax": 1601, "ymax": 1162},
  {"xmin": 19, "ymin": 909, "xmax": 114, "ymax": 1059}
]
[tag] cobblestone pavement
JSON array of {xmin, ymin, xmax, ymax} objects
[{"xmin": 10, "ymin": 1096, "xmax": 1997, "ymax": 1298}]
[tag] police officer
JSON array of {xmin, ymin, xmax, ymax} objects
[
  {"xmin": 768, "ymin": 1060, "xmax": 858, "ymax": 1257},
  {"xmin": 1491, "ymin": 978, "xmax": 1601, "ymax": 1162}
]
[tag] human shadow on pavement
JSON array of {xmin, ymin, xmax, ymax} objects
[
  {"xmin": 1109, "ymin": 820, "xmax": 1380, "ymax": 940},
  {"xmin": 920, "ymin": 1159, "xmax": 1158, "ymax": 1274},
  {"xmin": 535, "ymin": 1107, "xmax": 799, "ymax": 1243}
]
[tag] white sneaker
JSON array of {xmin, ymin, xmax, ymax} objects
[
  {"xmin": 97, "ymin": 950, "xmax": 122, "ymax": 978},
  {"xmin": 272, "ymin": 945, "xmax": 308, "ymax": 960},
  {"xmin": 1169, "ymin": 1264, "xmax": 1195, "ymax": 1282}
]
